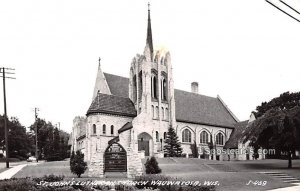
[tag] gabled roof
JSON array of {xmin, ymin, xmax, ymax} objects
[
  {"xmin": 104, "ymin": 73, "xmax": 129, "ymax": 98},
  {"xmin": 175, "ymin": 89, "xmax": 237, "ymax": 128},
  {"xmin": 224, "ymin": 120, "xmax": 249, "ymax": 149},
  {"xmin": 101, "ymin": 72, "xmax": 238, "ymax": 128},
  {"xmin": 87, "ymin": 93, "xmax": 137, "ymax": 117}
]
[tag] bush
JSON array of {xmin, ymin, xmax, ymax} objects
[
  {"xmin": 70, "ymin": 150, "xmax": 87, "ymax": 178},
  {"xmin": 145, "ymin": 156, "xmax": 161, "ymax": 174},
  {"xmin": 46, "ymin": 153, "xmax": 63, "ymax": 161},
  {"xmin": 33, "ymin": 174, "xmax": 65, "ymax": 183}
]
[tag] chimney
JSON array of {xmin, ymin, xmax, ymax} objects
[{"xmin": 191, "ymin": 82, "xmax": 198, "ymax": 94}]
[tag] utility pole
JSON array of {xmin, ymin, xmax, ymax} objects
[
  {"xmin": 34, "ymin": 107, "xmax": 39, "ymax": 162},
  {"xmin": 0, "ymin": 67, "xmax": 16, "ymax": 168}
]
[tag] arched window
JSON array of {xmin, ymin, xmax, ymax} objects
[
  {"xmin": 161, "ymin": 107, "xmax": 164, "ymax": 119},
  {"xmin": 102, "ymin": 124, "xmax": 106, "ymax": 135},
  {"xmin": 138, "ymin": 71, "xmax": 143, "ymax": 101},
  {"xmin": 164, "ymin": 132, "xmax": 167, "ymax": 139},
  {"xmin": 151, "ymin": 73, "xmax": 158, "ymax": 99},
  {"xmin": 155, "ymin": 106, "xmax": 159, "ymax": 119},
  {"xmin": 156, "ymin": 131, "xmax": 159, "ymax": 142},
  {"xmin": 216, "ymin": 132, "xmax": 224, "ymax": 145},
  {"xmin": 200, "ymin": 131, "xmax": 209, "ymax": 144},
  {"xmin": 161, "ymin": 74, "xmax": 167, "ymax": 101},
  {"xmin": 182, "ymin": 129, "xmax": 191, "ymax": 143},
  {"xmin": 93, "ymin": 124, "xmax": 96, "ymax": 134},
  {"xmin": 132, "ymin": 75, "xmax": 137, "ymax": 102},
  {"xmin": 110, "ymin": 125, "xmax": 114, "ymax": 135}
]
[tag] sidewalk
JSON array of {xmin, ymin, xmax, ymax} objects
[
  {"xmin": 0, "ymin": 164, "xmax": 27, "ymax": 180},
  {"xmin": 0, "ymin": 162, "xmax": 41, "ymax": 180}
]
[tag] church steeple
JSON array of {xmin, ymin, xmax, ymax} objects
[{"xmin": 146, "ymin": 2, "xmax": 154, "ymax": 60}]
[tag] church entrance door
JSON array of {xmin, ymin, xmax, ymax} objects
[
  {"xmin": 104, "ymin": 142, "xmax": 127, "ymax": 172},
  {"xmin": 138, "ymin": 132, "xmax": 152, "ymax": 156},
  {"xmin": 138, "ymin": 139, "xmax": 149, "ymax": 156}
]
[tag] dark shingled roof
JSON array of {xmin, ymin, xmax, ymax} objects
[
  {"xmin": 104, "ymin": 73, "xmax": 129, "ymax": 98},
  {"xmin": 175, "ymin": 89, "xmax": 237, "ymax": 128},
  {"xmin": 100, "ymin": 73, "xmax": 237, "ymax": 127},
  {"xmin": 87, "ymin": 93, "xmax": 137, "ymax": 117},
  {"xmin": 224, "ymin": 120, "xmax": 249, "ymax": 149},
  {"xmin": 118, "ymin": 122, "xmax": 133, "ymax": 134}
]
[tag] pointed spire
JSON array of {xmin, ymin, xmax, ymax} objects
[
  {"xmin": 146, "ymin": 2, "xmax": 154, "ymax": 60},
  {"xmin": 98, "ymin": 57, "xmax": 101, "ymax": 69}
]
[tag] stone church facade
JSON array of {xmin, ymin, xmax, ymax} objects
[{"xmin": 71, "ymin": 5, "xmax": 239, "ymax": 178}]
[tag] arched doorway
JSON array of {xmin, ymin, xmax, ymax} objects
[
  {"xmin": 104, "ymin": 142, "xmax": 127, "ymax": 172},
  {"xmin": 138, "ymin": 132, "xmax": 152, "ymax": 156}
]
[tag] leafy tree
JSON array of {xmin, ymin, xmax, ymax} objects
[
  {"xmin": 70, "ymin": 150, "xmax": 87, "ymax": 178},
  {"xmin": 0, "ymin": 116, "xmax": 32, "ymax": 159},
  {"xmin": 164, "ymin": 126, "xmax": 182, "ymax": 157},
  {"xmin": 254, "ymin": 91, "xmax": 300, "ymax": 118},
  {"xmin": 190, "ymin": 141, "xmax": 199, "ymax": 158},
  {"xmin": 145, "ymin": 156, "xmax": 161, "ymax": 174},
  {"xmin": 243, "ymin": 103, "xmax": 300, "ymax": 168},
  {"xmin": 29, "ymin": 119, "xmax": 69, "ymax": 161}
]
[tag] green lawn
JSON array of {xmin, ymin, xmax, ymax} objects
[{"xmin": 12, "ymin": 158, "xmax": 300, "ymax": 191}]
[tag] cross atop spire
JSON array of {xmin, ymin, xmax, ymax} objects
[
  {"xmin": 146, "ymin": 2, "xmax": 154, "ymax": 60},
  {"xmin": 98, "ymin": 57, "xmax": 101, "ymax": 68}
]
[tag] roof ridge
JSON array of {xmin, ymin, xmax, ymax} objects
[
  {"xmin": 174, "ymin": 89, "xmax": 218, "ymax": 100},
  {"xmin": 217, "ymin": 95, "xmax": 240, "ymax": 122},
  {"xmin": 103, "ymin": 72, "xmax": 129, "ymax": 80}
]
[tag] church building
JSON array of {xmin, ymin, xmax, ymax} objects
[{"xmin": 71, "ymin": 4, "xmax": 239, "ymax": 178}]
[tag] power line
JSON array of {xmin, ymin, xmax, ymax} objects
[
  {"xmin": 266, "ymin": 0, "xmax": 300, "ymax": 23},
  {"xmin": 0, "ymin": 67, "xmax": 16, "ymax": 168}
]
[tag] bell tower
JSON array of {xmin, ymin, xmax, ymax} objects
[{"xmin": 129, "ymin": 3, "xmax": 176, "ymax": 128}]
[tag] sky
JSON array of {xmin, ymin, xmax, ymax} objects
[{"xmin": 0, "ymin": 0, "xmax": 299, "ymax": 133}]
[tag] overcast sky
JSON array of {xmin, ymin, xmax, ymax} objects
[{"xmin": 0, "ymin": 0, "xmax": 299, "ymax": 133}]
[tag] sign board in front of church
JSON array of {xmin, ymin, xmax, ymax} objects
[{"xmin": 104, "ymin": 143, "xmax": 127, "ymax": 172}]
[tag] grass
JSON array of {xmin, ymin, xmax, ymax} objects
[{"xmin": 12, "ymin": 158, "xmax": 300, "ymax": 191}]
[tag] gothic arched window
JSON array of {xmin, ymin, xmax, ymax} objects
[
  {"xmin": 133, "ymin": 75, "xmax": 137, "ymax": 103},
  {"xmin": 138, "ymin": 71, "xmax": 143, "ymax": 101},
  {"xmin": 102, "ymin": 124, "xmax": 106, "ymax": 135},
  {"xmin": 161, "ymin": 107, "xmax": 164, "ymax": 119},
  {"xmin": 151, "ymin": 71, "xmax": 158, "ymax": 99},
  {"xmin": 161, "ymin": 73, "xmax": 168, "ymax": 101},
  {"xmin": 156, "ymin": 131, "xmax": 159, "ymax": 142},
  {"xmin": 110, "ymin": 125, "xmax": 114, "ymax": 135},
  {"xmin": 200, "ymin": 131, "xmax": 209, "ymax": 144},
  {"xmin": 164, "ymin": 132, "xmax": 167, "ymax": 139},
  {"xmin": 182, "ymin": 129, "xmax": 191, "ymax": 143},
  {"xmin": 155, "ymin": 106, "xmax": 159, "ymax": 119},
  {"xmin": 216, "ymin": 132, "xmax": 224, "ymax": 145},
  {"xmin": 93, "ymin": 124, "xmax": 96, "ymax": 134}
]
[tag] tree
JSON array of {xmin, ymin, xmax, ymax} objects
[
  {"xmin": 190, "ymin": 141, "xmax": 199, "ymax": 158},
  {"xmin": 164, "ymin": 126, "xmax": 182, "ymax": 157},
  {"xmin": 70, "ymin": 150, "xmax": 87, "ymax": 178},
  {"xmin": 28, "ymin": 119, "xmax": 70, "ymax": 161},
  {"xmin": 243, "ymin": 103, "xmax": 300, "ymax": 168},
  {"xmin": 145, "ymin": 156, "xmax": 161, "ymax": 174},
  {"xmin": 0, "ymin": 116, "xmax": 32, "ymax": 159},
  {"xmin": 254, "ymin": 91, "xmax": 300, "ymax": 118}
]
